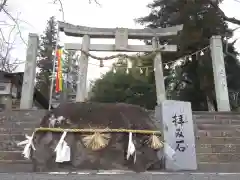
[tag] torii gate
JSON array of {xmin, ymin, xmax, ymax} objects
[
  {"xmin": 19, "ymin": 22, "xmax": 230, "ymax": 112},
  {"xmin": 58, "ymin": 21, "xmax": 183, "ymax": 104}
]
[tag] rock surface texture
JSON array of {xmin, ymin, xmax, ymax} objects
[{"xmin": 31, "ymin": 102, "xmax": 164, "ymax": 172}]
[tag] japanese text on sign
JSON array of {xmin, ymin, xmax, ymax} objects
[{"xmin": 172, "ymin": 114, "xmax": 188, "ymax": 152}]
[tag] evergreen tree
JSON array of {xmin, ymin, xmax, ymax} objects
[
  {"xmin": 137, "ymin": 0, "xmax": 240, "ymax": 111},
  {"xmin": 36, "ymin": 16, "xmax": 57, "ymax": 99},
  {"xmin": 90, "ymin": 70, "xmax": 156, "ymax": 109}
]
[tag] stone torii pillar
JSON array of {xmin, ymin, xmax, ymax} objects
[
  {"xmin": 75, "ymin": 35, "xmax": 90, "ymax": 102},
  {"xmin": 152, "ymin": 37, "xmax": 166, "ymax": 104},
  {"xmin": 20, "ymin": 33, "xmax": 38, "ymax": 109},
  {"xmin": 210, "ymin": 36, "xmax": 230, "ymax": 111}
]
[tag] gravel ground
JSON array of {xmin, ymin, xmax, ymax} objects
[{"xmin": 1, "ymin": 172, "xmax": 240, "ymax": 180}]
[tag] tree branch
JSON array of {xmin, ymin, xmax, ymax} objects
[
  {"xmin": 53, "ymin": 0, "xmax": 65, "ymax": 21},
  {"xmin": 52, "ymin": 0, "xmax": 101, "ymax": 22},
  {"xmin": 0, "ymin": 0, "xmax": 7, "ymax": 12},
  {"xmin": 89, "ymin": 0, "xmax": 101, "ymax": 6},
  {"xmin": 2, "ymin": 8, "xmax": 27, "ymax": 45},
  {"xmin": 223, "ymin": 16, "xmax": 240, "ymax": 26},
  {"xmin": 0, "ymin": 0, "xmax": 26, "ymax": 72},
  {"xmin": 210, "ymin": 0, "xmax": 240, "ymax": 25}
]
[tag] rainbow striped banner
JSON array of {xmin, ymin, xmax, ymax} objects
[{"xmin": 55, "ymin": 48, "xmax": 63, "ymax": 92}]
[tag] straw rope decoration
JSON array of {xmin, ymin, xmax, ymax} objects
[
  {"xmin": 34, "ymin": 127, "xmax": 163, "ymax": 150},
  {"xmin": 146, "ymin": 134, "xmax": 163, "ymax": 150},
  {"xmin": 80, "ymin": 127, "xmax": 112, "ymax": 150},
  {"xmin": 35, "ymin": 127, "xmax": 161, "ymax": 134},
  {"xmin": 81, "ymin": 132, "xmax": 111, "ymax": 151}
]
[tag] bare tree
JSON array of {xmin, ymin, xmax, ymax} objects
[
  {"xmin": 53, "ymin": 0, "xmax": 101, "ymax": 21},
  {"xmin": 0, "ymin": 0, "xmax": 26, "ymax": 72}
]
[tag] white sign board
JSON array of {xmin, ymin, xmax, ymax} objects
[{"xmin": 158, "ymin": 100, "xmax": 197, "ymax": 171}]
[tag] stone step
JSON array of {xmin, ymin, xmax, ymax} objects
[
  {"xmin": 1, "ymin": 133, "xmax": 240, "ymax": 151},
  {"xmin": 196, "ymin": 137, "xmax": 240, "ymax": 144},
  {"xmin": 0, "ymin": 172, "xmax": 240, "ymax": 180},
  {"xmin": 3, "ymin": 115, "xmax": 240, "ymax": 123},
  {"xmin": 1, "ymin": 156, "xmax": 240, "ymax": 173},
  {"xmin": 3, "ymin": 118, "xmax": 240, "ymax": 130},
  {"xmin": 1, "ymin": 130, "xmax": 240, "ymax": 146},
  {"xmin": 194, "ymin": 114, "xmax": 240, "ymax": 119},
  {"xmin": 3, "ymin": 122, "xmax": 240, "ymax": 133},
  {"xmin": 3, "ymin": 141, "xmax": 240, "ymax": 153},
  {"xmin": 1, "ymin": 110, "xmax": 240, "ymax": 123},
  {"xmin": 0, "ymin": 110, "xmax": 46, "ymax": 123},
  {"xmin": 2, "ymin": 113, "xmax": 240, "ymax": 130},
  {"xmin": 196, "ymin": 130, "xmax": 240, "ymax": 137},
  {"xmin": 194, "ymin": 118, "xmax": 240, "ymax": 124},
  {"xmin": 197, "ymin": 153, "xmax": 240, "ymax": 162},
  {"xmin": 1, "ymin": 150, "xmax": 240, "ymax": 164},
  {"xmin": 194, "ymin": 112, "xmax": 240, "ymax": 118},
  {"xmin": 2, "ymin": 132, "xmax": 239, "ymax": 151},
  {"xmin": 2, "ymin": 111, "xmax": 240, "ymax": 124},
  {"xmin": 197, "ymin": 124, "xmax": 240, "ymax": 130},
  {"xmin": 3, "ymin": 129, "xmax": 235, "ymax": 137},
  {"xmin": 0, "ymin": 141, "xmax": 23, "ymax": 151},
  {"xmin": 0, "ymin": 128, "xmax": 34, "ymax": 134},
  {"xmin": 197, "ymin": 162, "xmax": 240, "ymax": 172},
  {"xmin": 0, "ymin": 151, "xmax": 26, "ymax": 161},
  {"xmin": 196, "ymin": 144, "xmax": 240, "ymax": 153},
  {"xmin": 4, "ymin": 121, "xmax": 239, "ymax": 129},
  {"xmin": 0, "ymin": 121, "xmax": 39, "ymax": 129},
  {"xmin": 2, "ymin": 112, "xmax": 240, "ymax": 126},
  {"xmin": 3, "ymin": 134, "xmax": 239, "ymax": 144},
  {"xmin": 0, "ymin": 160, "xmax": 31, "ymax": 163},
  {"xmin": 193, "ymin": 111, "xmax": 240, "ymax": 115},
  {"xmin": 12, "ymin": 101, "xmax": 20, "ymax": 109},
  {"xmin": 1, "ymin": 124, "xmax": 240, "ymax": 135},
  {"xmin": 0, "ymin": 161, "xmax": 240, "ymax": 173},
  {"xmin": 0, "ymin": 161, "xmax": 33, "ymax": 172},
  {"xmin": 0, "ymin": 134, "xmax": 26, "ymax": 141}
]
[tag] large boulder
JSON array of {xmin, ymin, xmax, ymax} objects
[{"xmin": 31, "ymin": 102, "xmax": 164, "ymax": 172}]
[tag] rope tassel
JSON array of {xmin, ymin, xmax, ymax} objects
[
  {"xmin": 54, "ymin": 131, "xmax": 71, "ymax": 163},
  {"xmin": 147, "ymin": 134, "xmax": 163, "ymax": 150},
  {"xmin": 126, "ymin": 132, "xmax": 136, "ymax": 163},
  {"xmin": 82, "ymin": 132, "xmax": 111, "ymax": 151},
  {"xmin": 17, "ymin": 132, "xmax": 35, "ymax": 159}
]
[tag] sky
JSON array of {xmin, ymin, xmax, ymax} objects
[{"xmin": 3, "ymin": 0, "xmax": 240, "ymax": 88}]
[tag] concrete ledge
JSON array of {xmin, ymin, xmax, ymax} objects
[
  {"xmin": 1, "ymin": 172, "xmax": 240, "ymax": 180},
  {"xmin": 2, "ymin": 162, "xmax": 240, "ymax": 173}
]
